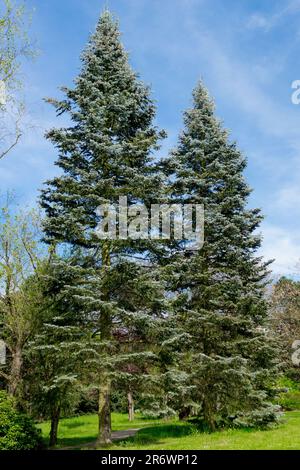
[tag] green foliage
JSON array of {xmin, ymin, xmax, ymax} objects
[
  {"xmin": 39, "ymin": 10, "xmax": 168, "ymax": 441},
  {"xmin": 162, "ymin": 81, "xmax": 279, "ymax": 429},
  {"xmin": 75, "ymin": 388, "xmax": 98, "ymax": 415},
  {"xmin": 278, "ymin": 392, "xmax": 300, "ymax": 411},
  {"xmin": 0, "ymin": 390, "xmax": 42, "ymax": 450},
  {"xmin": 0, "ymin": 8, "xmax": 284, "ymax": 445},
  {"xmin": 0, "ymin": 1, "xmax": 36, "ymax": 160},
  {"xmin": 0, "ymin": 203, "xmax": 47, "ymax": 398},
  {"xmin": 275, "ymin": 376, "xmax": 300, "ymax": 411},
  {"xmin": 111, "ymin": 389, "xmax": 128, "ymax": 413},
  {"xmin": 26, "ymin": 320, "xmax": 83, "ymax": 420},
  {"xmin": 277, "ymin": 376, "xmax": 300, "ymax": 392},
  {"xmin": 0, "ymin": 0, "xmax": 34, "ymax": 88},
  {"xmin": 271, "ymin": 278, "xmax": 300, "ymax": 382}
]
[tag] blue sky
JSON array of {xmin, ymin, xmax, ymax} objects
[{"xmin": 1, "ymin": 0, "xmax": 300, "ymax": 276}]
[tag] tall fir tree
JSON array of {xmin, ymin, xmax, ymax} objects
[
  {"xmin": 164, "ymin": 81, "xmax": 279, "ymax": 429},
  {"xmin": 40, "ymin": 10, "xmax": 166, "ymax": 444}
]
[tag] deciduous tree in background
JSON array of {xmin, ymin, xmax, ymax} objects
[
  {"xmin": 0, "ymin": 203, "xmax": 45, "ymax": 398},
  {"xmin": 0, "ymin": 0, "xmax": 35, "ymax": 160},
  {"xmin": 271, "ymin": 277, "xmax": 300, "ymax": 381}
]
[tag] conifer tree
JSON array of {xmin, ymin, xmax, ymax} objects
[
  {"xmin": 40, "ymin": 10, "xmax": 166, "ymax": 444},
  {"xmin": 27, "ymin": 322, "xmax": 82, "ymax": 447},
  {"xmin": 23, "ymin": 255, "xmax": 87, "ymax": 447},
  {"xmin": 164, "ymin": 82, "xmax": 279, "ymax": 429}
]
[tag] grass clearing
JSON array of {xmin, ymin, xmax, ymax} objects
[
  {"xmin": 38, "ymin": 411, "xmax": 300, "ymax": 450},
  {"xmin": 37, "ymin": 413, "xmax": 163, "ymax": 448}
]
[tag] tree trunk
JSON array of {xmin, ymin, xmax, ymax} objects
[
  {"xmin": 98, "ymin": 242, "xmax": 112, "ymax": 444},
  {"xmin": 179, "ymin": 406, "xmax": 191, "ymax": 421},
  {"xmin": 8, "ymin": 345, "xmax": 22, "ymax": 396},
  {"xmin": 203, "ymin": 399, "xmax": 216, "ymax": 432},
  {"xmin": 49, "ymin": 407, "xmax": 60, "ymax": 447},
  {"xmin": 128, "ymin": 390, "xmax": 134, "ymax": 422},
  {"xmin": 98, "ymin": 378, "xmax": 112, "ymax": 444}
]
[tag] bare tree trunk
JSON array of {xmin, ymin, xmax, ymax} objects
[
  {"xmin": 49, "ymin": 407, "xmax": 61, "ymax": 447},
  {"xmin": 98, "ymin": 242, "xmax": 112, "ymax": 445},
  {"xmin": 128, "ymin": 390, "xmax": 134, "ymax": 422},
  {"xmin": 8, "ymin": 344, "xmax": 22, "ymax": 396},
  {"xmin": 98, "ymin": 378, "xmax": 112, "ymax": 444}
]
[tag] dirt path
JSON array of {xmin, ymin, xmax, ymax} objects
[{"xmin": 58, "ymin": 428, "xmax": 140, "ymax": 450}]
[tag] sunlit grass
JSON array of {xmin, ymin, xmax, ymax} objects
[
  {"xmin": 109, "ymin": 412, "xmax": 300, "ymax": 450},
  {"xmin": 37, "ymin": 412, "xmax": 164, "ymax": 448},
  {"xmin": 38, "ymin": 411, "xmax": 300, "ymax": 450}
]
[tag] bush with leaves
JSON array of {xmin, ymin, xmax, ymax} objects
[
  {"xmin": 275, "ymin": 377, "xmax": 300, "ymax": 411},
  {"xmin": 0, "ymin": 390, "xmax": 42, "ymax": 450}
]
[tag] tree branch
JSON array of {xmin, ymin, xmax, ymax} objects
[{"xmin": 0, "ymin": 129, "xmax": 21, "ymax": 160}]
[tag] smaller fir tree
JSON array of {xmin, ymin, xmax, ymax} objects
[{"xmin": 163, "ymin": 81, "xmax": 279, "ymax": 429}]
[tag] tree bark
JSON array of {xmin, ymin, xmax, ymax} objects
[
  {"xmin": 203, "ymin": 399, "xmax": 216, "ymax": 432},
  {"xmin": 8, "ymin": 344, "xmax": 22, "ymax": 396},
  {"xmin": 128, "ymin": 390, "xmax": 134, "ymax": 422},
  {"xmin": 97, "ymin": 242, "xmax": 112, "ymax": 444},
  {"xmin": 98, "ymin": 378, "xmax": 112, "ymax": 444},
  {"xmin": 49, "ymin": 407, "xmax": 60, "ymax": 447}
]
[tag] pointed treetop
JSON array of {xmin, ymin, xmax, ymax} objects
[
  {"xmin": 79, "ymin": 8, "xmax": 128, "ymax": 74},
  {"xmin": 96, "ymin": 7, "xmax": 119, "ymax": 33},
  {"xmin": 102, "ymin": 0, "xmax": 111, "ymax": 13},
  {"xmin": 181, "ymin": 79, "xmax": 222, "ymax": 140},
  {"xmin": 192, "ymin": 80, "xmax": 215, "ymax": 114}
]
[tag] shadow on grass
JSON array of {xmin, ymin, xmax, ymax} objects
[
  {"xmin": 62, "ymin": 420, "xmax": 87, "ymax": 429},
  {"xmin": 115, "ymin": 423, "xmax": 196, "ymax": 447},
  {"xmin": 54, "ymin": 435, "xmax": 97, "ymax": 449}
]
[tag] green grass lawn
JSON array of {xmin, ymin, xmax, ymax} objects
[
  {"xmin": 38, "ymin": 413, "xmax": 162, "ymax": 448},
  {"xmin": 38, "ymin": 411, "xmax": 300, "ymax": 450}
]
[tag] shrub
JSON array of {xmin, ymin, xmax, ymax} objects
[
  {"xmin": 278, "ymin": 392, "xmax": 300, "ymax": 410},
  {"xmin": 74, "ymin": 388, "xmax": 98, "ymax": 415},
  {"xmin": 275, "ymin": 376, "xmax": 300, "ymax": 411},
  {"xmin": 0, "ymin": 391, "xmax": 43, "ymax": 450},
  {"xmin": 233, "ymin": 404, "xmax": 282, "ymax": 429},
  {"xmin": 111, "ymin": 390, "xmax": 128, "ymax": 413}
]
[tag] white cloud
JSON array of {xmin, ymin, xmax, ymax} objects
[
  {"xmin": 274, "ymin": 185, "xmax": 300, "ymax": 210},
  {"xmin": 247, "ymin": 0, "xmax": 300, "ymax": 32},
  {"xmin": 260, "ymin": 223, "xmax": 300, "ymax": 276},
  {"xmin": 247, "ymin": 14, "xmax": 271, "ymax": 31}
]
